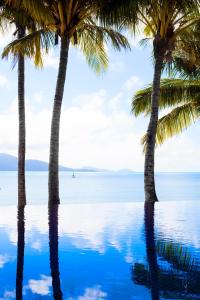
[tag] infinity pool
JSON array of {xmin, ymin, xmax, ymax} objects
[{"xmin": 0, "ymin": 200, "xmax": 199, "ymax": 299}]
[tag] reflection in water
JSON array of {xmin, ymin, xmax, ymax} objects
[
  {"xmin": 144, "ymin": 202, "xmax": 159, "ymax": 300},
  {"xmin": 16, "ymin": 205, "xmax": 25, "ymax": 300},
  {"xmin": 0, "ymin": 201, "xmax": 199, "ymax": 299},
  {"xmin": 132, "ymin": 203, "xmax": 200, "ymax": 299},
  {"xmin": 48, "ymin": 204, "xmax": 63, "ymax": 300}
]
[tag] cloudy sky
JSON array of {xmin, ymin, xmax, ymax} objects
[{"xmin": 0, "ymin": 30, "xmax": 199, "ymax": 172}]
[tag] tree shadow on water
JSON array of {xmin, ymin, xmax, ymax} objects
[
  {"xmin": 16, "ymin": 203, "xmax": 25, "ymax": 300},
  {"xmin": 48, "ymin": 204, "xmax": 63, "ymax": 300},
  {"xmin": 132, "ymin": 202, "xmax": 200, "ymax": 300}
]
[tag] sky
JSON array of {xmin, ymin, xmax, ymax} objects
[{"xmin": 0, "ymin": 30, "xmax": 200, "ymax": 172}]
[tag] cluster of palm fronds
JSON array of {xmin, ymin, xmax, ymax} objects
[{"xmin": 132, "ymin": 21, "xmax": 200, "ymax": 150}]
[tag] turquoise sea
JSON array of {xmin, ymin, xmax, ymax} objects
[
  {"xmin": 0, "ymin": 172, "xmax": 200, "ymax": 299},
  {"xmin": 1, "ymin": 171, "xmax": 200, "ymax": 204}
]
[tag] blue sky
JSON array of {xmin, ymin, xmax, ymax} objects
[{"xmin": 0, "ymin": 30, "xmax": 200, "ymax": 171}]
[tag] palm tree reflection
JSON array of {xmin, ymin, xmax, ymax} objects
[
  {"xmin": 48, "ymin": 204, "xmax": 63, "ymax": 300},
  {"xmin": 16, "ymin": 205, "xmax": 25, "ymax": 300},
  {"xmin": 132, "ymin": 203, "xmax": 200, "ymax": 299},
  {"xmin": 142, "ymin": 202, "xmax": 159, "ymax": 300}
]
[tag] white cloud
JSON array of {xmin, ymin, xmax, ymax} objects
[
  {"xmin": 27, "ymin": 275, "xmax": 51, "ymax": 296},
  {"xmin": 1, "ymin": 86, "xmax": 200, "ymax": 172},
  {"xmin": 124, "ymin": 75, "xmax": 143, "ymax": 91},
  {"xmin": 43, "ymin": 50, "xmax": 59, "ymax": 69},
  {"xmin": 110, "ymin": 61, "xmax": 125, "ymax": 72},
  {"xmin": 0, "ymin": 75, "xmax": 9, "ymax": 88},
  {"xmin": 0, "ymin": 26, "xmax": 15, "ymax": 48},
  {"xmin": 32, "ymin": 92, "xmax": 44, "ymax": 103}
]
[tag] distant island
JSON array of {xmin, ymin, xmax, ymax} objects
[{"xmin": 0, "ymin": 153, "xmax": 108, "ymax": 172}]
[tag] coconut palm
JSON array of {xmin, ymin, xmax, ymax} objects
[
  {"xmin": 44, "ymin": 1, "xmax": 130, "ymax": 204},
  {"xmin": 132, "ymin": 21, "xmax": 200, "ymax": 153},
  {"xmin": 2, "ymin": 1, "xmax": 54, "ymax": 206},
  {"xmin": 122, "ymin": 1, "xmax": 200, "ymax": 203}
]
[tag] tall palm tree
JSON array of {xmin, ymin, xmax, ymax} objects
[
  {"xmin": 45, "ymin": 1, "xmax": 131, "ymax": 204},
  {"xmin": 132, "ymin": 22, "xmax": 200, "ymax": 154},
  {"xmin": 125, "ymin": 1, "xmax": 200, "ymax": 202},
  {"xmin": 2, "ymin": 1, "xmax": 54, "ymax": 206}
]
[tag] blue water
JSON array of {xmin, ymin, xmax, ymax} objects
[
  {"xmin": 0, "ymin": 171, "xmax": 200, "ymax": 204},
  {"xmin": 0, "ymin": 172, "xmax": 199, "ymax": 299}
]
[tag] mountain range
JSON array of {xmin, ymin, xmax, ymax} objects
[{"xmin": 0, "ymin": 153, "xmax": 105, "ymax": 172}]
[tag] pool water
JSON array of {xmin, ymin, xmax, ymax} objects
[{"xmin": 0, "ymin": 200, "xmax": 199, "ymax": 299}]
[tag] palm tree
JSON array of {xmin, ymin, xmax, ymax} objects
[
  {"xmin": 125, "ymin": 0, "xmax": 200, "ymax": 203},
  {"xmin": 2, "ymin": 1, "xmax": 54, "ymax": 206},
  {"xmin": 45, "ymin": 1, "xmax": 131, "ymax": 204},
  {"xmin": 132, "ymin": 22, "xmax": 200, "ymax": 157}
]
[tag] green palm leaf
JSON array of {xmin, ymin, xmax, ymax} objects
[
  {"xmin": 73, "ymin": 19, "xmax": 130, "ymax": 73},
  {"xmin": 142, "ymin": 101, "xmax": 200, "ymax": 150},
  {"xmin": 132, "ymin": 78, "xmax": 200, "ymax": 116},
  {"xmin": 2, "ymin": 29, "xmax": 55, "ymax": 67}
]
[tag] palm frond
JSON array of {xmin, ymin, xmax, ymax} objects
[
  {"xmin": 73, "ymin": 26, "xmax": 108, "ymax": 74},
  {"xmin": 2, "ymin": 29, "xmax": 55, "ymax": 67},
  {"xmin": 6, "ymin": 0, "xmax": 54, "ymax": 25},
  {"xmin": 73, "ymin": 19, "xmax": 130, "ymax": 73},
  {"xmin": 132, "ymin": 79, "xmax": 200, "ymax": 116},
  {"xmin": 142, "ymin": 101, "xmax": 199, "ymax": 151}
]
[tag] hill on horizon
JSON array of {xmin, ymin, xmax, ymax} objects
[{"xmin": 0, "ymin": 153, "xmax": 102, "ymax": 172}]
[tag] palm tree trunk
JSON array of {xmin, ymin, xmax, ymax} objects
[
  {"xmin": 18, "ymin": 27, "xmax": 26, "ymax": 207},
  {"xmin": 49, "ymin": 37, "xmax": 70, "ymax": 204},
  {"xmin": 144, "ymin": 39, "xmax": 165, "ymax": 203}
]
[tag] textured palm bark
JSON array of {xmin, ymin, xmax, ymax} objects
[
  {"xmin": 49, "ymin": 37, "xmax": 70, "ymax": 204},
  {"xmin": 16, "ymin": 206, "xmax": 25, "ymax": 300},
  {"xmin": 144, "ymin": 40, "xmax": 165, "ymax": 203},
  {"xmin": 48, "ymin": 204, "xmax": 63, "ymax": 299},
  {"xmin": 144, "ymin": 202, "xmax": 160, "ymax": 300},
  {"xmin": 18, "ymin": 27, "xmax": 26, "ymax": 207}
]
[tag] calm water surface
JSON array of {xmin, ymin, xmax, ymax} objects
[{"xmin": 0, "ymin": 172, "xmax": 199, "ymax": 299}]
